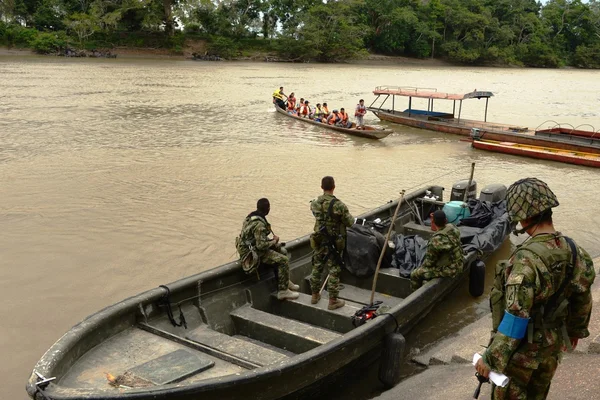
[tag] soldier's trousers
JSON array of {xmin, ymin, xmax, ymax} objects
[
  {"xmin": 260, "ymin": 248, "xmax": 289, "ymax": 292},
  {"xmin": 492, "ymin": 353, "xmax": 559, "ymax": 400},
  {"xmin": 310, "ymin": 245, "xmax": 341, "ymax": 298},
  {"xmin": 410, "ymin": 266, "xmax": 458, "ymax": 292}
]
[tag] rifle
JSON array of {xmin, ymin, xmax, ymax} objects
[
  {"xmin": 318, "ymin": 224, "xmax": 345, "ymax": 267},
  {"xmin": 473, "ymin": 372, "xmax": 489, "ymax": 399}
]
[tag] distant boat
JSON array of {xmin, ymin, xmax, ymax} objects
[
  {"xmin": 27, "ymin": 184, "xmax": 510, "ymax": 400},
  {"xmin": 275, "ymin": 104, "xmax": 393, "ymax": 140},
  {"xmin": 367, "ymin": 86, "xmax": 600, "ymax": 154},
  {"xmin": 472, "ymin": 137, "xmax": 600, "ymax": 168},
  {"xmin": 535, "ymin": 121, "xmax": 600, "ymax": 144}
]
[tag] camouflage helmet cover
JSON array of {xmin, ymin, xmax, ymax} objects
[{"xmin": 505, "ymin": 178, "xmax": 559, "ymax": 223}]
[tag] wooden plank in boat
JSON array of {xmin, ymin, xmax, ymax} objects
[
  {"xmin": 231, "ymin": 304, "xmax": 341, "ymax": 354},
  {"xmin": 127, "ymin": 349, "xmax": 214, "ymax": 385},
  {"xmin": 302, "ymin": 276, "xmax": 404, "ymax": 307},
  {"xmin": 270, "ymin": 292, "xmax": 361, "ymax": 333},
  {"xmin": 186, "ymin": 325, "xmax": 289, "ymax": 367}
]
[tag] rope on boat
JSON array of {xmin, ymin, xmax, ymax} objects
[{"xmin": 403, "ymin": 165, "xmax": 473, "ymax": 194}]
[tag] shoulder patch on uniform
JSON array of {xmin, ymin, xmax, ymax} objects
[{"xmin": 506, "ymin": 274, "xmax": 524, "ymax": 285}]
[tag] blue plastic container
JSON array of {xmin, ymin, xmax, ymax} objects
[{"xmin": 442, "ymin": 201, "xmax": 471, "ymax": 224}]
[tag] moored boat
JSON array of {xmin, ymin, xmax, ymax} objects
[
  {"xmin": 367, "ymin": 86, "xmax": 600, "ymax": 154},
  {"xmin": 275, "ymin": 104, "xmax": 393, "ymax": 140},
  {"xmin": 472, "ymin": 137, "xmax": 600, "ymax": 168},
  {"xmin": 535, "ymin": 121, "xmax": 600, "ymax": 144},
  {"xmin": 26, "ymin": 183, "xmax": 510, "ymax": 400}
]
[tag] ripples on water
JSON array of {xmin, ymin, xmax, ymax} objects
[{"xmin": 1, "ymin": 57, "xmax": 600, "ymax": 399}]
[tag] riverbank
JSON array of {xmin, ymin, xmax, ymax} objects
[
  {"xmin": 375, "ymin": 256, "xmax": 600, "ymax": 400},
  {"xmin": 0, "ymin": 45, "xmax": 453, "ymax": 66}
]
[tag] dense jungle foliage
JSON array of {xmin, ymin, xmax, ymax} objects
[{"xmin": 0, "ymin": 0, "xmax": 599, "ymax": 67}]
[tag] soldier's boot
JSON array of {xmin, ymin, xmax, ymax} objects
[
  {"xmin": 311, "ymin": 293, "xmax": 321, "ymax": 304},
  {"xmin": 328, "ymin": 298, "xmax": 345, "ymax": 310},
  {"xmin": 288, "ymin": 281, "xmax": 300, "ymax": 291},
  {"xmin": 277, "ymin": 289, "xmax": 299, "ymax": 301}
]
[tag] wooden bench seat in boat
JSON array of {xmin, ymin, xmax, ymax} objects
[
  {"xmin": 302, "ymin": 276, "xmax": 403, "ymax": 307},
  {"xmin": 231, "ymin": 304, "xmax": 341, "ymax": 354},
  {"xmin": 185, "ymin": 325, "xmax": 291, "ymax": 367},
  {"xmin": 268, "ymin": 292, "xmax": 361, "ymax": 333}
]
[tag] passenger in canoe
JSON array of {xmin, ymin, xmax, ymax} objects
[
  {"xmin": 296, "ymin": 98, "xmax": 305, "ymax": 114},
  {"xmin": 299, "ymin": 100, "xmax": 312, "ymax": 118},
  {"xmin": 313, "ymin": 103, "xmax": 325, "ymax": 122},
  {"xmin": 322, "ymin": 103, "xmax": 330, "ymax": 120},
  {"xmin": 310, "ymin": 176, "xmax": 354, "ymax": 310},
  {"xmin": 236, "ymin": 198, "xmax": 300, "ymax": 300},
  {"xmin": 272, "ymin": 86, "xmax": 287, "ymax": 110},
  {"xmin": 409, "ymin": 210, "xmax": 464, "ymax": 292},
  {"xmin": 355, "ymin": 99, "xmax": 367, "ymax": 129},
  {"xmin": 287, "ymin": 93, "xmax": 297, "ymax": 113},
  {"xmin": 338, "ymin": 108, "xmax": 352, "ymax": 128},
  {"xmin": 327, "ymin": 109, "xmax": 341, "ymax": 125}
]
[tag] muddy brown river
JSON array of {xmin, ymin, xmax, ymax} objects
[{"xmin": 1, "ymin": 56, "xmax": 599, "ymax": 399}]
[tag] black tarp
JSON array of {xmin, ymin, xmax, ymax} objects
[
  {"xmin": 344, "ymin": 225, "xmax": 393, "ymax": 278},
  {"xmin": 390, "ymin": 234, "xmax": 428, "ymax": 278}
]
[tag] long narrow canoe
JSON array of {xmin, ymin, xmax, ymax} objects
[
  {"xmin": 275, "ymin": 105, "xmax": 393, "ymax": 140},
  {"xmin": 26, "ymin": 185, "xmax": 510, "ymax": 400},
  {"xmin": 472, "ymin": 138, "xmax": 600, "ymax": 168}
]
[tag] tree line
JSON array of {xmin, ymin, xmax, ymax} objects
[{"xmin": 1, "ymin": 0, "xmax": 599, "ymax": 67}]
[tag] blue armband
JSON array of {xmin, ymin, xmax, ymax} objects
[{"xmin": 497, "ymin": 311, "xmax": 529, "ymax": 339}]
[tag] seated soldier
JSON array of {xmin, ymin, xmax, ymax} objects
[
  {"xmin": 410, "ymin": 210, "xmax": 464, "ymax": 291},
  {"xmin": 236, "ymin": 198, "xmax": 300, "ymax": 300}
]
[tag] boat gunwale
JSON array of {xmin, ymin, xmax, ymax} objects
[{"xmin": 26, "ymin": 186, "xmax": 480, "ymax": 399}]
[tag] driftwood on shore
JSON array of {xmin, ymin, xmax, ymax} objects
[
  {"xmin": 57, "ymin": 48, "xmax": 117, "ymax": 58},
  {"xmin": 191, "ymin": 52, "xmax": 223, "ymax": 61}
]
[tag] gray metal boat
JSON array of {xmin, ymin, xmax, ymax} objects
[{"xmin": 27, "ymin": 184, "xmax": 510, "ymax": 400}]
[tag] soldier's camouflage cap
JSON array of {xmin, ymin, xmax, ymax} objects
[{"xmin": 505, "ymin": 177, "xmax": 559, "ymax": 223}]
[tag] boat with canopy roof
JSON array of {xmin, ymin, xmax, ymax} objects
[{"xmin": 367, "ymin": 86, "xmax": 600, "ymax": 154}]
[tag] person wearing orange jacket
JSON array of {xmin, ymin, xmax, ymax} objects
[
  {"xmin": 327, "ymin": 110, "xmax": 341, "ymax": 125},
  {"xmin": 338, "ymin": 108, "xmax": 352, "ymax": 128},
  {"xmin": 299, "ymin": 100, "xmax": 312, "ymax": 118},
  {"xmin": 287, "ymin": 93, "xmax": 297, "ymax": 114}
]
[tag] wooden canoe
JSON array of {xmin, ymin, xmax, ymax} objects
[
  {"xmin": 472, "ymin": 138, "xmax": 600, "ymax": 168},
  {"xmin": 275, "ymin": 105, "xmax": 393, "ymax": 140},
  {"xmin": 26, "ymin": 186, "xmax": 510, "ymax": 400}
]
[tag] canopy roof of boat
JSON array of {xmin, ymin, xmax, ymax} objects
[{"xmin": 373, "ymin": 86, "xmax": 494, "ymax": 100}]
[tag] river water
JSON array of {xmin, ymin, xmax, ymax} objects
[{"xmin": 1, "ymin": 56, "xmax": 600, "ymax": 399}]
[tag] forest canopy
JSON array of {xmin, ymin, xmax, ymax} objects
[{"xmin": 1, "ymin": 0, "xmax": 599, "ymax": 67}]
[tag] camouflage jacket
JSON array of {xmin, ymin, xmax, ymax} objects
[
  {"xmin": 483, "ymin": 233, "xmax": 596, "ymax": 373},
  {"xmin": 420, "ymin": 223, "xmax": 464, "ymax": 276},
  {"xmin": 235, "ymin": 213, "xmax": 275, "ymax": 259},
  {"xmin": 310, "ymin": 194, "xmax": 354, "ymax": 237}
]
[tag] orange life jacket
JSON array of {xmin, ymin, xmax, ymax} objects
[
  {"xmin": 287, "ymin": 97, "xmax": 296, "ymax": 110},
  {"xmin": 300, "ymin": 105, "xmax": 310, "ymax": 116},
  {"xmin": 340, "ymin": 111, "xmax": 348, "ymax": 122},
  {"xmin": 355, "ymin": 104, "xmax": 366, "ymax": 117},
  {"xmin": 328, "ymin": 113, "xmax": 339, "ymax": 125}
]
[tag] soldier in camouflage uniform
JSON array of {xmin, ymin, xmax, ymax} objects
[
  {"xmin": 236, "ymin": 198, "xmax": 300, "ymax": 300},
  {"xmin": 310, "ymin": 176, "xmax": 354, "ymax": 310},
  {"xmin": 410, "ymin": 209, "xmax": 464, "ymax": 292},
  {"xmin": 475, "ymin": 178, "xmax": 595, "ymax": 399}
]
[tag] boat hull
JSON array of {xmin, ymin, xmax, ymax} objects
[
  {"xmin": 472, "ymin": 139, "xmax": 600, "ymax": 168},
  {"xmin": 275, "ymin": 105, "xmax": 392, "ymax": 140},
  {"xmin": 371, "ymin": 109, "xmax": 600, "ymax": 154},
  {"xmin": 26, "ymin": 188, "xmax": 509, "ymax": 400}
]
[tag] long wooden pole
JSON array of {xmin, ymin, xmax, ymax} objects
[
  {"xmin": 462, "ymin": 162, "xmax": 476, "ymax": 203},
  {"xmin": 370, "ymin": 190, "xmax": 406, "ymax": 305}
]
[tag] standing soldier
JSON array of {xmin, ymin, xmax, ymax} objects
[
  {"xmin": 310, "ymin": 176, "xmax": 354, "ymax": 310},
  {"xmin": 236, "ymin": 198, "xmax": 300, "ymax": 300},
  {"xmin": 410, "ymin": 210, "xmax": 464, "ymax": 292},
  {"xmin": 475, "ymin": 178, "xmax": 595, "ymax": 399}
]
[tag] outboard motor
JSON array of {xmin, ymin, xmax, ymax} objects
[
  {"xmin": 479, "ymin": 184, "xmax": 507, "ymax": 203},
  {"xmin": 450, "ymin": 179, "xmax": 477, "ymax": 202},
  {"xmin": 471, "ymin": 127, "xmax": 482, "ymax": 139}
]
